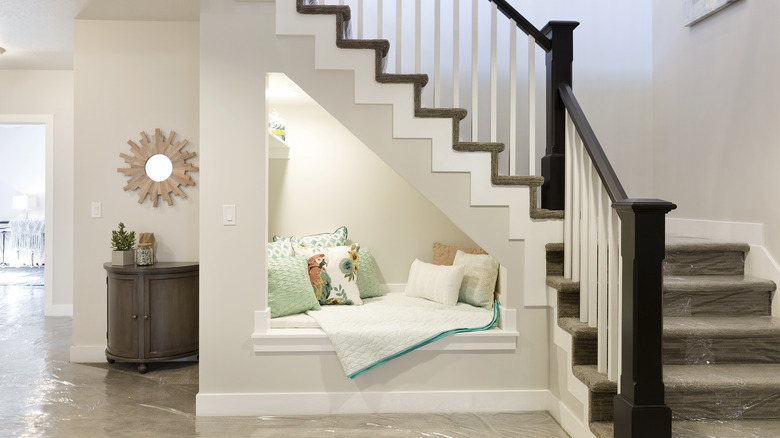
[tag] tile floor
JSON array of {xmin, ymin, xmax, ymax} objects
[{"xmin": 0, "ymin": 270, "xmax": 570, "ymax": 437}]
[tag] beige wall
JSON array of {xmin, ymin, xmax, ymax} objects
[
  {"xmin": 268, "ymin": 91, "xmax": 478, "ymax": 283},
  {"xmin": 0, "ymin": 70, "xmax": 74, "ymax": 315},
  {"xmin": 71, "ymin": 20, "xmax": 199, "ymax": 359},
  {"xmin": 652, "ymin": 1, "xmax": 780, "ymax": 256}
]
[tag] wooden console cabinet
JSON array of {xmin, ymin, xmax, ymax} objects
[{"xmin": 104, "ymin": 262, "xmax": 199, "ymax": 373}]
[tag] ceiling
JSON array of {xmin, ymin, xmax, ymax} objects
[{"xmin": 0, "ymin": 0, "xmax": 199, "ymax": 70}]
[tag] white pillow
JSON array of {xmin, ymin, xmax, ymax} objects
[
  {"xmin": 452, "ymin": 250, "xmax": 499, "ymax": 309},
  {"xmin": 404, "ymin": 259, "xmax": 465, "ymax": 306}
]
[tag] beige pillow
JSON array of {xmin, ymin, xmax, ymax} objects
[
  {"xmin": 433, "ymin": 242, "xmax": 488, "ymax": 266},
  {"xmin": 452, "ymin": 250, "xmax": 499, "ymax": 309}
]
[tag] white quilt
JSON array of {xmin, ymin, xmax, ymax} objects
[{"xmin": 306, "ymin": 293, "xmax": 498, "ymax": 378}]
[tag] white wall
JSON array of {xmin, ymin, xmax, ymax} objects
[
  {"xmin": 509, "ymin": 0, "xmax": 655, "ymax": 197},
  {"xmin": 0, "ymin": 70, "xmax": 74, "ymax": 315},
  {"xmin": 70, "ymin": 20, "xmax": 199, "ymax": 361},
  {"xmin": 268, "ymin": 83, "xmax": 478, "ymax": 283},
  {"xmin": 652, "ymin": 0, "xmax": 780, "ymax": 257},
  {"xmin": 0, "ymin": 125, "xmax": 45, "ymax": 220}
]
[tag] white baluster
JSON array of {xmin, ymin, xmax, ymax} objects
[
  {"xmin": 579, "ymin": 148, "xmax": 590, "ymax": 323},
  {"xmin": 357, "ymin": 0, "xmax": 363, "ymax": 39},
  {"xmin": 377, "ymin": 0, "xmax": 383, "ymax": 40},
  {"xmin": 471, "ymin": 0, "xmax": 479, "ymax": 141},
  {"xmin": 509, "ymin": 21, "xmax": 517, "ymax": 176},
  {"xmin": 588, "ymin": 161, "xmax": 598, "ymax": 327},
  {"xmin": 434, "ymin": 0, "xmax": 441, "ymax": 107},
  {"xmin": 608, "ymin": 206, "xmax": 620, "ymax": 381},
  {"xmin": 571, "ymin": 132, "xmax": 581, "ymax": 282},
  {"xmin": 597, "ymin": 184, "xmax": 608, "ymax": 374},
  {"xmin": 396, "ymin": 0, "xmax": 402, "ymax": 73},
  {"xmin": 490, "ymin": 2, "xmax": 497, "ymax": 143},
  {"xmin": 563, "ymin": 113, "xmax": 573, "ymax": 279},
  {"xmin": 453, "ymin": 0, "xmax": 460, "ymax": 109},
  {"xmin": 415, "ymin": 0, "xmax": 421, "ymax": 74},
  {"xmin": 528, "ymin": 35, "xmax": 536, "ymax": 175}
]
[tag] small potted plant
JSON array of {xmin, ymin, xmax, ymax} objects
[{"xmin": 111, "ymin": 222, "xmax": 136, "ymax": 266}]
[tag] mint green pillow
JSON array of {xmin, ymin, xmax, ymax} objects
[
  {"xmin": 357, "ymin": 247, "xmax": 383, "ymax": 299},
  {"xmin": 268, "ymin": 255, "xmax": 321, "ymax": 318},
  {"xmin": 273, "ymin": 226, "xmax": 348, "ymax": 248}
]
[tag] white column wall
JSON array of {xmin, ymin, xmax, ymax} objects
[
  {"xmin": 0, "ymin": 70, "xmax": 74, "ymax": 316},
  {"xmin": 71, "ymin": 20, "xmax": 199, "ymax": 361}
]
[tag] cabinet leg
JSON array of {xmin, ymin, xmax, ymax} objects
[{"xmin": 138, "ymin": 363, "xmax": 148, "ymax": 374}]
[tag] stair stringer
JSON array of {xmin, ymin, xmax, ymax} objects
[{"xmin": 276, "ymin": 1, "xmax": 563, "ymax": 308}]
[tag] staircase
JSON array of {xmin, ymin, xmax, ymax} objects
[{"xmin": 548, "ymin": 237, "xmax": 780, "ymax": 437}]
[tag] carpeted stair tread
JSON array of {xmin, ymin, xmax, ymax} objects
[
  {"xmin": 664, "ymin": 316, "xmax": 780, "ymax": 364},
  {"xmin": 338, "ymin": 39, "xmax": 390, "ymax": 57},
  {"xmin": 558, "ymin": 317, "xmax": 596, "ymax": 336},
  {"xmin": 664, "ymin": 275, "xmax": 775, "ymax": 293},
  {"xmin": 589, "ymin": 421, "xmax": 613, "ymax": 438},
  {"xmin": 416, "ymin": 107, "xmax": 468, "ymax": 120},
  {"xmin": 664, "ymin": 275, "xmax": 774, "ymax": 317},
  {"xmin": 665, "ymin": 316, "xmax": 780, "ymax": 337},
  {"xmin": 665, "ymin": 236, "xmax": 751, "ymax": 253},
  {"xmin": 665, "ymin": 363, "xmax": 780, "ymax": 390},
  {"xmin": 673, "ymin": 419, "xmax": 780, "ymax": 437},
  {"xmin": 297, "ymin": 3, "xmax": 351, "ymax": 19},
  {"xmin": 454, "ymin": 141, "xmax": 504, "ymax": 153},
  {"xmin": 546, "ymin": 275, "xmax": 579, "ymax": 293},
  {"xmin": 572, "ymin": 365, "xmax": 616, "ymax": 393},
  {"xmin": 376, "ymin": 73, "xmax": 428, "ymax": 86}
]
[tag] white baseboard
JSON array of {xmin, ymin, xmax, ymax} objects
[
  {"xmin": 666, "ymin": 217, "xmax": 764, "ymax": 246},
  {"xmin": 70, "ymin": 345, "xmax": 107, "ymax": 363},
  {"xmin": 546, "ymin": 392, "xmax": 597, "ymax": 438},
  {"xmin": 196, "ymin": 389, "xmax": 550, "ymax": 416},
  {"xmin": 44, "ymin": 303, "xmax": 73, "ymax": 317}
]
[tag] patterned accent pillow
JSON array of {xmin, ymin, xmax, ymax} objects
[
  {"xmin": 357, "ymin": 247, "xmax": 383, "ymax": 299},
  {"xmin": 293, "ymin": 243, "xmax": 363, "ymax": 306},
  {"xmin": 268, "ymin": 255, "xmax": 321, "ymax": 318},
  {"xmin": 267, "ymin": 241, "xmax": 294, "ymax": 259},
  {"xmin": 452, "ymin": 250, "xmax": 498, "ymax": 309},
  {"xmin": 432, "ymin": 241, "xmax": 487, "ymax": 266},
  {"xmin": 404, "ymin": 259, "xmax": 465, "ymax": 306},
  {"xmin": 273, "ymin": 226, "xmax": 348, "ymax": 248}
]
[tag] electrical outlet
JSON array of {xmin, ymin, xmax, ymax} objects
[{"xmin": 91, "ymin": 202, "xmax": 102, "ymax": 218}]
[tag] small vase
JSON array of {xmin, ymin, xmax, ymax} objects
[{"xmin": 136, "ymin": 245, "xmax": 153, "ymax": 266}]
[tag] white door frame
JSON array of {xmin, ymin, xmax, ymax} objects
[{"xmin": 0, "ymin": 114, "xmax": 61, "ymax": 315}]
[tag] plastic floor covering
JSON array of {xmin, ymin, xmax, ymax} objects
[{"xmin": 0, "ymin": 281, "xmax": 571, "ymax": 438}]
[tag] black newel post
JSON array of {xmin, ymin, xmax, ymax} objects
[
  {"xmin": 541, "ymin": 21, "xmax": 578, "ymax": 211},
  {"xmin": 613, "ymin": 199, "xmax": 676, "ymax": 438}
]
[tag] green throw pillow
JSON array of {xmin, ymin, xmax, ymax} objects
[
  {"xmin": 273, "ymin": 226, "xmax": 348, "ymax": 248},
  {"xmin": 268, "ymin": 255, "xmax": 321, "ymax": 318},
  {"xmin": 357, "ymin": 247, "xmax": 383, "ymax": 299}
]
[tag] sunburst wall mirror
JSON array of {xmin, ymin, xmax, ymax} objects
[{"xmin": 117, "ymin": 129, "xmax": 198, "ymax": 207}]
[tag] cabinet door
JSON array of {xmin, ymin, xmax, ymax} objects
[
  {"xmin": 144, "ymin": 271, "xmax": 199, "ymax": 358},
  {"xmin": 106, "ymin": 274, "xmax": 139, "ymax": 359}
]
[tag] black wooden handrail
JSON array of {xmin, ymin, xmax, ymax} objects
[
  {"xmin": 488, "ymin": 0, "xmax": 552, "ymax": 52},
  {"xmin": 558, "ymin": 83, "xmax": 628, "ymax": 203}
]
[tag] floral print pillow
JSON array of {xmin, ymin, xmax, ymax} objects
[{"xmin": 293, "ymin": 243, "xmax": 362, "ymax": 306}]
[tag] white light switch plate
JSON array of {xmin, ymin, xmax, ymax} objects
[
  {"xmin": 223, "ymin": 205, "xmax": 236, "ymax": 225},
  {"xmin": 91, "ymin": 202, "xmax": 101, "ymax": 218}
]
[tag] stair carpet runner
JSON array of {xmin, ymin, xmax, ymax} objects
[{"xmin": 549, "ymin": 237, "xmax": 780, "ymax": 437}]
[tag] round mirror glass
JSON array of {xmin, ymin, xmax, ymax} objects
[{"xmin": 145, "ymin": 154, "xmax": 173, "ymax": 182}]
